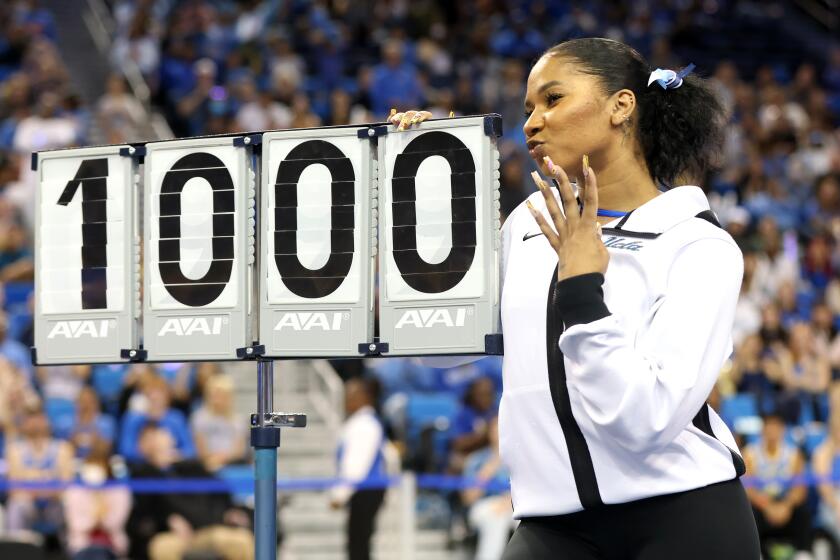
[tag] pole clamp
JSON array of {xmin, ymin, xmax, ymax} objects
[{"xmin": 250, "ymin": 413, "xmax": 307, "ymax": 428}]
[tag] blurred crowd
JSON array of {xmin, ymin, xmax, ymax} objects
[{"xmin": 1, "ymin": 0, "xmax": 840, "ymax": 559}]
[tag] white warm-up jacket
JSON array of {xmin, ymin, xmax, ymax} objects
[{"xmin": 489, "ymin": 185, "xmax": 744, "ymax": 518}]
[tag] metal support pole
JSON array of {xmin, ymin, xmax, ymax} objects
[
  {"xmin": 249, "ymin": 358, "xmax": 306, "ymax": 560},
  {"xmin": 252, "ymin": 358, "xmax": 279, "ymax": 560}
]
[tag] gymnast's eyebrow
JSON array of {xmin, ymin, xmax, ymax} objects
[
  {"xmin": 525, "ymin": 81, "xmax": 565, "ymax": 110},
  {"xmin": 538, "ymin": 80, "xmax": 564, "ymax": 93}
]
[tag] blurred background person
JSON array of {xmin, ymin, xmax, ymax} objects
[
  {"xmin": 119, "ymin": 374, "xmax": 195, "ymax": 462},
  {"xmin": 127, "ymin": 424, "xmax": 253, "ymax": 560},
  {"xmin": 190, "ymin": 374, "xmax": 248, "ymax": 472},
  {"xmin": 62, "ymin": 440, "xmax": 131, "ymax": 559},
  {"xmin": 330, "ymin": 377, "xmax": 392, "ymax": 560},
  {"xmin": 69, "ymin": 387, "xmax": 116, "ymax": 460},
  {"xmin": 461, "ymin": 417, "xmax": 515, "ymax": 560},
  {"xmin": 744, "ymin": 410, "xmax": 811, "ymax": 558},
  {"xmin": 449, "ymin": 377, "xmax": 498, "ymax": 473},
  {"xmin": 4, "ymin": 407, "xmax": 74, "ymax": 540}
]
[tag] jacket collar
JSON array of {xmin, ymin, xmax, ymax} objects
[{"xmin": 603, "ymin": 186, "xmax": 711, "ymax": 234}]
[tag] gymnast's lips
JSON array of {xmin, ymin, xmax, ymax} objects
[{"xmin": 526, "ymin": 140, "xmax": 545, "ymax": 159}]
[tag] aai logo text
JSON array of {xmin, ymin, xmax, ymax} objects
[
  {"xmin": 158, "ymin": 317, "xmax": 223, "ymax": 336},
  {"xmin": 274, "ymin": 312, "xmax": 343, "ymax": 331},
  {"xmin": 47, "ymin": 320, "xmax": 110, "ymax": 339},
  {"xmin": 395, "ymin": 308, "xmax": 467, "ymax": 329}
]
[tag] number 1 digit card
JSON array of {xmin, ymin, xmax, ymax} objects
[
  {"xmin": 34, "ymin": 146, "xmax": 139, "ymax": 364},
  {"xmin": 143, "ymin": 137, "xmax": 254, "ymax": 361},
  {"xmin": 258, "ymin": 127, "xmax": 375, "ymax": 357}
]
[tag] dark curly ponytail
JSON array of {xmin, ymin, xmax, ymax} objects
[{"xmin": 544, "ymin": 38, "xmax": 726, "ymax": 187}]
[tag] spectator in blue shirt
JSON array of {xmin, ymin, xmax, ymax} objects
[
  {"xmin": 449, "ymin": 376, "xmax": 497, "ymax": 472},
  {"xmin": 70, "ymin": 386, "xmax": 116, "ymax": 458},
  {"xmin": 119, "ymin": 375, "xmax": 195, "ymax": 462},
  {"xmin": 91, "ymin": 363, "xmax": 130, "ymax": 416},
  {"xmin": 369, "ymin": 39, "xmax": 422, "ymax": 117},
  {"xmin": 490, "ymin": 10, "xmax": 545, "ymax": 60},
  {"xmin": 0, "ymin": 310, "xmax": 32, "ymax": 383},
  {"xmin": 15, "ymin": 0, "xmax": 57, "ymax": 42},
  {"xmin": 462, "ymin": 417, "xmax": 515, "ymax": 560}
]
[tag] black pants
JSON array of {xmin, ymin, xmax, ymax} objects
[
  {"xmin": 347, "ymin": 489, "xmax": 385, "ymax": 560},
  {"xmin": 502, "ymin": 479, "xmax": 760, "ymax": 560},
  {"xmin": 753, "ymin": 502, "xmax": 812, "ymax": 557}
]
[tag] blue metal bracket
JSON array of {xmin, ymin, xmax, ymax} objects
[
  {"xmin": 359, "ymin": 341, "xmax": 389, "ymax": 355},
  {"xmin": 484, "ymin": 333, "xmax": 504, "ymax": 355},
  {"xmin": 120, "ymin": 347, "xmax": 148, "ymax": 362},
  {"xmin": 237, "ymin": 344, "xmax": 266, "ymax": 359},
  {"xmin": 233, "ymin": 134, "xmax": 263, "ymax": 148},
  {"xmin": 119, "ymin": 146, "xmax": 147, "ymax": 162},
  {"xmin": 358, "ymin": 126, "xmax": 388, "ymax": 139},
  {"xmin": 483, "ymin": 114, "xmax": 503, "ymax": 138}
]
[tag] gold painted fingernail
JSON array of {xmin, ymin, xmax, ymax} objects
[
  {"xmin": 410, "ymin": 113, "xmax": 421, "ymax": 123},
  {"xmin": 389, "ymin": 108, "xmax": 397, "ymax": 118},
  {"xmin": 449, "ymin": 110, "xmax": 455, "ymax": 118},
  {"xmin": 526, "ymin": 200, "xmax": 537, "ymax": 216},
  {"xmin": 530, "ymin": 170, "xmax": 545, "ymax": 190},
  {"xmin": 582, "ymin": 154, "xmax": 589, "ymax": 178}
]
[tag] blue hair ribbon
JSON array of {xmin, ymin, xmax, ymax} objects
[{"xmin": 647, "ymin": 63, "xmax": 696, "ymax": 90}]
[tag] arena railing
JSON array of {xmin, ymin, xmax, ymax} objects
[
  {"xmin": 82, "ymin": 0, "xmax": 175, "ymax": 141},
  {"xmin": 0, "ymin": 472, "xmax": 832, "ymax": 560},
  {"xmin": 310, "ymin": 360, "xmax": 345, "ymax": 433}
]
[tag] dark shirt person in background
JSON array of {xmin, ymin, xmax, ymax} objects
[{"xmin": 127, "ymin": 424, "xmax": 253, "ymax": 560}]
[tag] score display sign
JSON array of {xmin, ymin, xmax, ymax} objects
[{"xmin": 33, "ymin": 115, "xmax": 502, "ymax": 364}]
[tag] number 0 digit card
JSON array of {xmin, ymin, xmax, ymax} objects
[
  {"xmin": 34, "ymin": 146, "xmax": 139, "ymax": 364},
  {"xmin": 143, "ymin": 137, "xmax": 255, "ymax": 361},
  {"xmin": 377, "ymin": 116, "xmax": 502, "ymax": 355},
  {"xmin": 258, "ymin": 127, "xmax": 376, "ymax": 357}
]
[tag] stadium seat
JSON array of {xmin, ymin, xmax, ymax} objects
[
  {"xmin": 721, "ymin": 394, "xmax": 760, "ymax": 436},
  {"xmin": 43, "ymin": 398, "xmax": 76, "ymax": 440},
  {"xmin": 405, "ymin": 393, "xmax": 460, "ymax": 439},
  {"xmin": 405, "ymin": 393, "xmax": 460, "ymax": 472},
  {"xmin": 2, "ymin": 282, "xmax": 33, "ymax": 309},
  {"xmin": 804, "ymin": 425, "xmax": 828, "ymax": 457}
]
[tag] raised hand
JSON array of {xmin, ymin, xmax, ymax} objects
[
  {"xmin": 387, "ymin": 109, "xmax": 434, "ymax": 130},
  {"xmin": 527, "ymin": 155, "xmax": 609, "ymax": 281}
]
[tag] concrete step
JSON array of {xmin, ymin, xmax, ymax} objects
[
  {"xmin": 279, "ymin": 550, "xmax": 460, "ymax": 560},
  {"xmin": 276, "ymin": 457, "xmax": 336, "ymax": 477},
  {"xmin": 281, "ymin": 493, "xmax": 403, "ymax": 515},
  {"xmin": 280, "ymin": 507, "xmax": 407, "ymax": 533},
  {"xmin": 282, "ymin": 530, "xmax": 449, "ymax": 551}
]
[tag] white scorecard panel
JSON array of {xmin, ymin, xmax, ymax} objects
[
  {"xmin": 34, "ymin": 146, "xmax": 139, "ymax": 364},
  {"xmin": 259, "ymin": 128, "xmax": 375, "ymax": 356},
  {"xmin": 143, "ymin": 137, "xmax": 254, "ymax": 361},
  {"xmin": 378, "ymin": 116, "xmax": 502, "ymax": 355}
]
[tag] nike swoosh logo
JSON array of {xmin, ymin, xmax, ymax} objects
[{"xmin": 523, "ymin": 231, "xmax": 544, "ymax": 241}]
